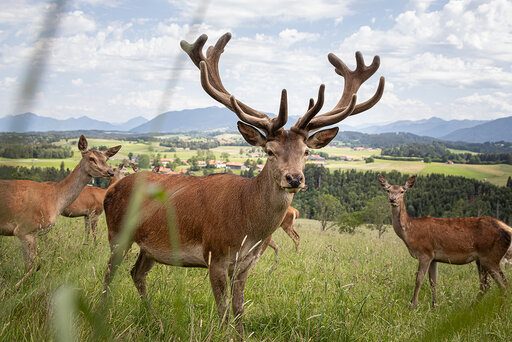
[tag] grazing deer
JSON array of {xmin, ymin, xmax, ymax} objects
[
  {"xmin": 61, "ymin": 162, "xmax": 128, "ymax": 244},
  {"xmin": 378, "ymin": 174, "xmax": 512, "ymax": 309},
  {"xmin": 256, "ymin": 207, "xmax": 300, "ymax": 268},
  {"xmin": 102, "ymin": 32, "xmax": 384, "ymax": 335},
  {"xmin": 0, "ymin": 136, "xmax": 120, "ymax": 287}
]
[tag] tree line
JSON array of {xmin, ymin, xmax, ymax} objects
[
  {"xmin": 0, "ymin": 143, "xmax": 74, "ymax": 159},
  {"xmin": 381, "ymin": 142, "xmax": 512, "ymax": 164}
]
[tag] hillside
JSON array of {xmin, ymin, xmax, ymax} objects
[
  {"xmin": 441, "ymin": 116, "xmax": 512, "ymax": 143},
  {"xmin": 0, "ymin": 113, "xmax": 147, "ymax": 132},
  {"xmin": 359, "ymin": 117, "xmax": 486, "ymax": 138}
]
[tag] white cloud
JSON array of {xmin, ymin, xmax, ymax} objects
[{"xmin": 71, "ymin": 78, "xmax": 83, "ymax": 86}]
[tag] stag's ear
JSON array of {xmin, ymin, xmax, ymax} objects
[
  {"xmin": 237, "ymin": 122, "xmax": 266, "ymax": 147},
  {"xmin": 78, "ymin": 135, "xmax": 89, "ymax": 155},
  {"xmin": 104, "ymin": 145, "xmax": 121, "ymax": 158},
  {"xmin": 404, "ymin": 175, "xmax": 416, "ymax": 190},
  {"xmin": 378, "ymin": 174, "xmax": 391, "ymax": 190},
  {"xmin": 306, "ymin": 127, "xmax": 339, "ymax": 149}
]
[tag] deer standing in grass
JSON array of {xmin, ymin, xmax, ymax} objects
[
  {"xmin": 378, "ymin": 174, "xmax": 512, "ymax": 309},
  {"xmin": 60, "ymin": 162, "xmax": 128, "ymax": 244},
  {"xmin": 102, "ymin": 32, "xmax": 384, "ymax": 335},
  {"xmin": 0, "ymin": 135, "xmax": 120, "ymax": 287},
  {"xmin": 256, "ymin": 206, "xmax": 301, "ymax": 268}
]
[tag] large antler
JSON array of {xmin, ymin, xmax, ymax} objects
[
  {"xmin": 292, "ymin": 51, "xmax": 385, "ymax": 133},
  {"xmin": 181, "ymin": 33, "xmax": 287, "ymax": 137}
]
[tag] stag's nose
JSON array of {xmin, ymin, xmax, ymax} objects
[
  {"xmin": 107, "ymin": 169, "xmax": 115, "ymax": 177},
  {"xmin": 285, "ymin": 173, "xmax": 303, "ymax": 188}
]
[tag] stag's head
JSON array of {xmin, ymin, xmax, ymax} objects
[
  {"xmin": 378, "ymin": 175, "xmax": 416, "ymax": 207},
  {"xmin": 181, "ymin": 33, "xmax": 385, "ymax": 193},
  {"xmin": 78, "ymin": 135, "xmax": 121, "ymax": 178}
]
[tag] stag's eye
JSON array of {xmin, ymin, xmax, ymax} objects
[
  {"xmin": 304, "ymin": 150, "xmax": 310, "ymax": 157},
  {"xmin": 267, "ymin": 150, "xmax": 275, "ymax": 157},
  {"xmin": 89, "ymin": 157, "xmax": 95, "ymax": 162}
]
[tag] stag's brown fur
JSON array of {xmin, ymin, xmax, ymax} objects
[
  {"xmin": 0, "ymin": 136, "xmax": 120, "ymax": 287},
  {"xmin": 378, "ymin": 174, "xmax": 512, "ymax": 309}
]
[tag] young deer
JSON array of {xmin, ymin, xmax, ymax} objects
[
  {"xmin": 378, "ymin": 174, "xmax": 512, "ymax": 309},
  {"xmin": 256, "ymin": 206, "xmax": 300, "ymax": 268},
  {"xmin": 103, "ymin": 32, "xmax": 384, "ymax": 335},
  {"xmin": 61, "ymin": 162, "xmax": 128, "ymax": 244},
  {"xmin": 0, "ymin": 135, "xmax": 120, "ymax": 287}
]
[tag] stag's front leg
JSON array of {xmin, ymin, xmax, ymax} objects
[
  {"xmin": 410, "ymin": 257, "xmax": 431, "ymax": 309},
  {"xmin": 83, "ymin": 216, "xmax": 90, "ymax": 244},
  {"xmin": 209, "ymin": 260, "xmax": 230, "ymax": 326},
  {"xmin": 230, "ymin": 251, "xmax": 258, "ymax": 337},
  {"xmin": 428, "ymin": 261, "xmax": 438, "ymax": 307}
]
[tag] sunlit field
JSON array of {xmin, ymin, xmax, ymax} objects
[{"xmin": 1, "ymin": 217, "xmax": 511, "ymax": 341}]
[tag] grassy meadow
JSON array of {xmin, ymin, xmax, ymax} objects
[{"xmin": 1, "ymin": 216, "xmax": 512, "ymax": 341}]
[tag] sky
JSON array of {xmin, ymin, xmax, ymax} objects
[{"xmin": 0, "ymin": 0, "xmax": 511, "ymax": 128}]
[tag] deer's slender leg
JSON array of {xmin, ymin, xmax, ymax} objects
[
  {"xmin": 411, "ymin": 257, "xmax": 432, "ymax": 309},
  {"xmin": 267, "ymin": 239, "xmax": 279, "ymax": 270},
  {"xmin": 476, "ymin": 260, "xmax": 490, "ymax": 297},
  {"xmin": 428, "ymin": 261, "xmax": 438, "ymax": 307},
  {"xmin": 90, "ymin": 213, "xmax": 99, "ymax": 245},
  {"xmin": 14, "ymin": 227, "xmax": 38, "ymax": 288},
  {"xmin": 485, "ymin": 262, "xmax": 507, "ymax": 289},
  {"xmin": 84, "ymin": 216, "xmax": 90, "ymax": 244},
  {"xmin": 130, "ymin": 250, "xmax": 162, "ymax": 333}
]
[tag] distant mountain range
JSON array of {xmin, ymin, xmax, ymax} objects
[
  {"xmin": 0, "ymin": 112, "xmax": 148, "ymax": 132},
  {"xmin": 1, "ymin": 110, "xmax": 511, "ymax": 143}
]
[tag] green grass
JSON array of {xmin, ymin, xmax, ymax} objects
[{"xmin": 2, "ymin": 217, "xmax": 512, "ymax": 341}]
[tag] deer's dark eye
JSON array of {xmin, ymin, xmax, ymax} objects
[
  {"xmin": 267, "ymin": 150, "xmax": 274, "ymax": 157},
  {"xmin": 89, "ymin": 157, "xmax": 95, "ymax": 161},
  {"xmin": 304, "ymin": 150, "xmax": 310, "ymax": 157}
]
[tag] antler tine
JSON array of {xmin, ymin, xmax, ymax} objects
[
  {"xmin": 307, "ymin": 94, "xmax": 357, "ymax": 132},
  {"xmin": 296, "ymin": 51, "xmax": 384, "ymax": 132},
  {"xmin": 292, "ymin": 84, "xmax": 325, "ymax": 131},
  {"xmin": 269, "ymin": 89, "xmax": 288, "ymax": 134},
  {"xmin": 230, "ymin": 96, "xmax": 272, "ymax": 136},
  {"xmin": 181, "ymin": 33, "xmax": 270, "ymax": 121}
]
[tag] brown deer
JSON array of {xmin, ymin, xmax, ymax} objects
[
  {"xmin": 60, "ymin": 162, "xmax": 128, "ymax": 244},
  {"xmin": 256, "ymin": 206, "xmax": 301, "ymax": 268},
  {"xmin": 378, "ymin": 174, "xmax": 512, "ymax": 309},
  {"xmin": 102, "ymin": 32, "xmax": 384, "ymax": 335},
  {"xmin": 0, "ymin": 135, "xmax": 120, "ymax": 287}
]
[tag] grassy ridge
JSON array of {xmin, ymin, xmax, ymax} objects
[{"xmin": 1, "ymin": 217, "xmax": 511, "ymax": 341}]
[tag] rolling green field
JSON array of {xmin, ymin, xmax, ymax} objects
[{"xmin": 1, "ymin": 217, "xmax": 511, "ymax": 341}]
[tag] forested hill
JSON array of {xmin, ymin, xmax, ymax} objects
[
  {"xmin": 334, "ymin": 131, "xmax": 438, "ymax": 148},
  {"xmin": 292, "ymin": 165, "xmax": 512, "ymax": 225}
]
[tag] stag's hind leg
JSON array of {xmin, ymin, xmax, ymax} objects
[
  {"xmin": 83, "ymin": 216, "xmax": 90, "ymax": 244},
  {"xmin": 90, "ymin": 212, "xmax": 100, "ymax": 245}
]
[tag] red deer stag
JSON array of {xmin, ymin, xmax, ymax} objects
[
  {"xmin": 102, "ymin": 32, "xmax": 384, "ymax": 334},
  {"xmin": 0, "ymin": 136, "xmax": 120, "ymax": 287},
  {"xmin": 378, "ymin": 174, "xmax": 512, "ymax": 309},
  {"xmin": 256, "ymin": 206, "xmax": 301, "ymax": 268},
  {"xmin": 60, "ymin": 162, "xmax": 128, "ymax": 244}
]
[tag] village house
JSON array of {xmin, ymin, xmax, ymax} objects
[{"xmin": 225, "ymin": 161, "xmax": 248, "ymax": 170}]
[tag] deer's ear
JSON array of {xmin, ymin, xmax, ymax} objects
[
  {"xmin": 404, "ymin": 175, "xmax": 416, "ymax": 190},
  {"xmin": 237, "ymin": 122, "xmax": 266, "ymax": 147},
  {"xmin": 378, "ymin": 174, "xmax": 391, "ymax": 190},
  {"xmin": 306, "ymin": 127, "xmax": 339, "ymax": 149},
  {"xmin": 104, "ymin": 145, "xmax": 121, "ymax": 158},
  {"xmin": 78, "ymin": 135, "xmax": 88, "ymax": 155}
]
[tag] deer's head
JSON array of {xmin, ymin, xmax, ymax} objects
[
  {"xmin": 182, "ymin": 33, "xmax": 385, "ymax": 193},
  {"xmin": 78, "ymin": 135, "xmax": 121, "ymax": 178},
  {"xmin": 378, "ymin": 175, "xmax": 416, "ymax": 207}
]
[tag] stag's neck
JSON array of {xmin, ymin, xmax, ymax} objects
[
  {"xmin": 247, "ymin": 164, "xmax": 294, "ymax": 237},
  {"xmin": 54, "ymin": 159, "xmax": 92, "ymax": 212},
  {"xmin": 390, "ymin": 200, "xmax": 410, "ymax": 241}
]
